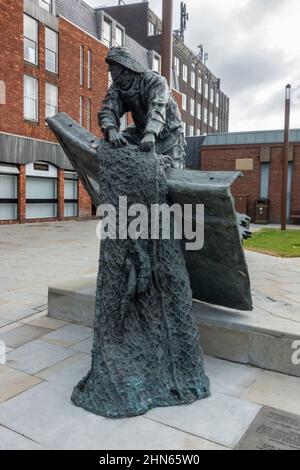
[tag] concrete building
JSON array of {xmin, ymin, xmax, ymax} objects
[
  {"xmin": 99, "ymin": 1, "xmax": 230, "ymax": 137},
  {"xmin": 0, "ymin": 0, "xmax": 169, "ymax": 224},
  {"xmin": 186, "ymin": 130, "xmax": 300, "ymax": 224}
]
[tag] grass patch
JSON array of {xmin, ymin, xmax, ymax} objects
[{"xmin": 244, "ymin": 228, "xmax": 300, "ymax": 258}]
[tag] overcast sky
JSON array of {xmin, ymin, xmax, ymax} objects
[{"xmin": 86, "ymin": 0, "xmax": 300, "ymax": 132}]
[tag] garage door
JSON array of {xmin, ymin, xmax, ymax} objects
[
  {"xmin": 26, "ymin": 162, "xmax": 57, "ymax": 220},
  {"xmin": 0, "ymin": 164, "xmax": 19, "ymax": 221}
]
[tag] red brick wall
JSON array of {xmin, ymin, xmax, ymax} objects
[
  {"xmin": 0, "ymin": 3, "xmax": 110, "ymax": 223},
  {"xmin": 201, "ymin": 146, "xmax": 261, "ymax": 219},
  {"xmin": 201, "ymin": 144, "xmax": 300, "ymax": 223},
  {"xmin": 58, "ymin": 17, "xmax": 109, "ymax": 138}
]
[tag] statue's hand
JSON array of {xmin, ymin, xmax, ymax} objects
[
  {"xmin": 140, "ymin": 133, "xmax": 155, "ymax": 152},
  {"xmin": 107, "ymin": 128, "xmax": 128, "ymax": 148}
]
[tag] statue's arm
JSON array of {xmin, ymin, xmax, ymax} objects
[
  {"xmin": 144, "ymin": 73, "xmax": 170, "ymax": 138},
  {"xmin": 98, "ymin": 86, "xmax": 127, "ymax": 139}
]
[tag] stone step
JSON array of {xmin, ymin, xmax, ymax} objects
[{"xmin": 48, "ymin": 277, "xmax": 300, "ymax": 378}]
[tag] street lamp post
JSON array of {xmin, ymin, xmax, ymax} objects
[
  {"xmin": 281, "ymin": 84, "xmax": 291, "ymax": 231},
  {"xmin": 161, "ymin": 0, "xmax": 173, "ymax": 87}
]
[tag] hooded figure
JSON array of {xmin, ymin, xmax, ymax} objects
[{"xmin": 98, "ymin": 46, "xmax": 186, "ymax": 169}]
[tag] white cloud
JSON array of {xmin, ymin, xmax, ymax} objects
[{"xmin": 85, "ymin": 0, "xmax": 300, "ymax": 131}]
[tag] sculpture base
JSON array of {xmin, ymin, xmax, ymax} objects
[{"xmin": 48, "ymin": 277, "xmax": 300, "ymax": 379}]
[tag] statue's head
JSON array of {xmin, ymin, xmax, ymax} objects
[{"xmin": 106, "ymin": 47, "xmax": 146, "ymax": 87}]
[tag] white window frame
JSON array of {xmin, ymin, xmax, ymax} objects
[
  {"xmin": 190, "ymin": 98, "xmax": 195, "ymax": 117},
  {"xmin": 205, "ymin": 83, "xmax": 209, "ymax": 100},
  {"xmin": 115, "ymin": 25, "xmax": 124, "ymax": 47},
  {"xmin": 191, "ymin": 70, "xmax": 195, "ymax": 89},
  {"xmin": 174, "ymin": 57, "xmax": 180, "ymax": 77},
  {"xmin": 79, "ymin": 96, "xmax": 84, "ymax": 126},
  {"xmin": 88, "ymin": 49, "xmax": 92, "ymax": 89},
  {"xmin": 197, "ymin": 103, "xmax": 201, "ymax": 120},
  {"xmin": 203, "ymin": 107, "xmax": 208, "ymax": 124},
  {"xmin": 198, "ymin": 76, "xmax": 202, "ymax": 94},
  {"xmin": 24, "ymin": 75, "xmax": 39, "ymax": 122},
  {"xmin": 24, "ymin": 14, "xmax": 38, "ymax": 66},
  {"xmin": 45, "ymin": 82, "xmax": 58, "ymax": 119},
  {"xmin": 45, "ymin": 28, "xmax": 58, "ymax": 74},
  {"xmin": 103, "ymin": 17, "xmax": 112, "ymax": 48},
  {"xmin": 182, "ymin": 93, "xmax": 187, "ymax": 111},
  {"xmin": 39, "ymin": 0, "xmax": 52, "ymax": 12},
  {"xmin": 87, "ymin": 98, "xmax": 91, "ymax": 131},
  {"xmin": 182, "ymin": 64, "xmax": 188, "ymax": 82},
  {"xmin": 80, "ymin": 45, "xmax": 84, "ymax": 86}
]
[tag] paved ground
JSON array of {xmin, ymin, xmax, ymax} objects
[{"xmin": 0, "ymin": 220, "xmax": 300, "ymax": 450}]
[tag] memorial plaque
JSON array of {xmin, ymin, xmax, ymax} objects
[{"xmin": 236, "ymin": 407, "xmax": 300, "ymax": 450}]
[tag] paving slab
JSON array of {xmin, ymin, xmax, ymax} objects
[
  {"xmin": 0, "ymin": 426, "xmax": 47, "ymax": 450},
  {"xmin": 6, "ymin": 340, "xmax": 75, "ymax": 375},
  {"xmin": 147, "ymin": 391, "xmax": 261, "ymax": 449},
  {"xmin": 0, "ymin": 365, "xmax": 41, "ymax": 403},
  {"xmin": 204, "ymin": 355, "xmax": 259, "ymax": 398},
  {"xmin": 0, "ymin": 381, "xmax": 127, "ymax": 450},
  {"xmin": 40, "ymin": 324, "xmax": 92, "ymax": 348},
  {"xmin": 0, "ymin": 324, "xmax": 52, "ymax": 349},
  {"xmin": 243, "ymin": 370, "xmax": 300, "ymax": 416}
]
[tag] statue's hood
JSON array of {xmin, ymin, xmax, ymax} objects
[{"xmin": 105, "ymin": 46, "xmax": 147, "ymax": 74}]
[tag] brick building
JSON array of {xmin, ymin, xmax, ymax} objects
[
  {"xmin": 99, "ymin": 1, "xmax": 230, "ymax": 137},
  {"xmin": 0, "ymin": 0, "xmax": 168, "ymax": 224},
  {"xmin": 187, "ymin": 130, "xmax": 300, "ymax": 224}
]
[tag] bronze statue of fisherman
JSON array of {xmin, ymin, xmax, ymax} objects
[
  {"xmin": 99, "ymin": 46, "xmax": 186, "ymax": 169},
  {"xmin": 46, "ymin": 47, "xmax": 252, "ymax": 419}
]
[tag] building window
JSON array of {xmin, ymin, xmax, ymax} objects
[
  {"xmin": 108, "ymin": 72, "xmax": 113, "ymax": 88},
  {"xmin": 174, "ymin": 57, "xmax": 180, "ymax": 77},
  {"xmin": 191, "ymin": 71, "xmax": 195, "ymax": 89},
  {"xmin": 182, "ymin": 93, "xmax": 187, "ymax": 111},
  {"xmin": 120, "ymin": 113, "xmax": 128, "ymax": 131},
  {"xmin": 198, "ymin": 76, "xmax": 202, "ymax": 94},
  {"xmin": 197, "ymin": 103, "xmax": 201, "ymax": 120},
  {"xmin": 196, "ymin": 128, "xmax": 201, "ymax": 136},
  {"xmin": 190, "ymin": 125, "xmax": 194, "ymax": 137},
  {"xmin": 45, "ymin": 83, "xmax": 58, "ymax": 119},
  {"xmin": 183, "ymin": 122, "xmax": 187, "ymax": 135},
  {"xmin": 45, "ymin": 28, "xmax": 58, "ymax": 74},
  {"xmin": 210, "ymin": 87, "xmax": 214, "ymax": 105},
  {"xmin": 215, "ymin": 115, "xmax": 219, "ymax": 131},
  {"xmin": 216, "ymin": 91, "xmax": 219, "ymax": 108},
  {"xmin": 103, "ymin": 18, "xmax": 112, "ymax": 47},
  {"xmin": 205, "ymin": 83, "xmax": 209, "ymax": 100},
  {"xmin": 182, "ymin": 64, "xmax": 188, "ymax": 82},
  {"xmin": 0, "ymin": 165, "xmax": 19, "ymax": 221},
  {"xmin": 210, "ymin": 111, "xmax": 214, "ymax": 127},
  {"xmin": 116, "ymin": 26, "xmax": 124, "ymax": 47},
  {"xmin": 203, "ymin": 107, "xmax": 208, "ymax": 124},
  {"xmin": 88, "ymin": 49, "xmax": 92, "ymax": 89},
  {"xmin": 260, "ymin": 163, "xmax": 270, "ymax": 200},
  {"xmin": 79, "ymin": 96, "xmax": 84, "ymax": 126},
  {"xmin": 39, "ymin": 0, "xmax": 52, "ymax": 12},
  {"xmin": 148, "ymin": 21, "xmax": 156, "ymax": 36},
  {"xmin": 64, "ymin": 171, "xmax": 78, "ymax": 217},
  {"xmin": 80, "ymin": 45, "xmax": 84, "ymax": 86},
  {"xmin": 190, "ymin": 98, "xmax": 195, "ymax": 116},
  {"xmin": 87, "ymin": 98, "xmax": 91, "ymax": 131},
  {"xmin": 24, "ymin": 14, "xmax": 38, "ymax": 65},
  {"xmin": 24, "ymin": 75, "xmax": 38, "ymax": 122},
  {"xmin": 26, "ymin": 162, "xmax": 57, "ymax": 220},
  {"xmin": 152, "ymin": 55, "xmax": 160, "ymax": 73}
]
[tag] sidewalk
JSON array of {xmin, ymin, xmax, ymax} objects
[{"xmin": 0, "ymin": 220, "xmax": 300, "ymax": 450}]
